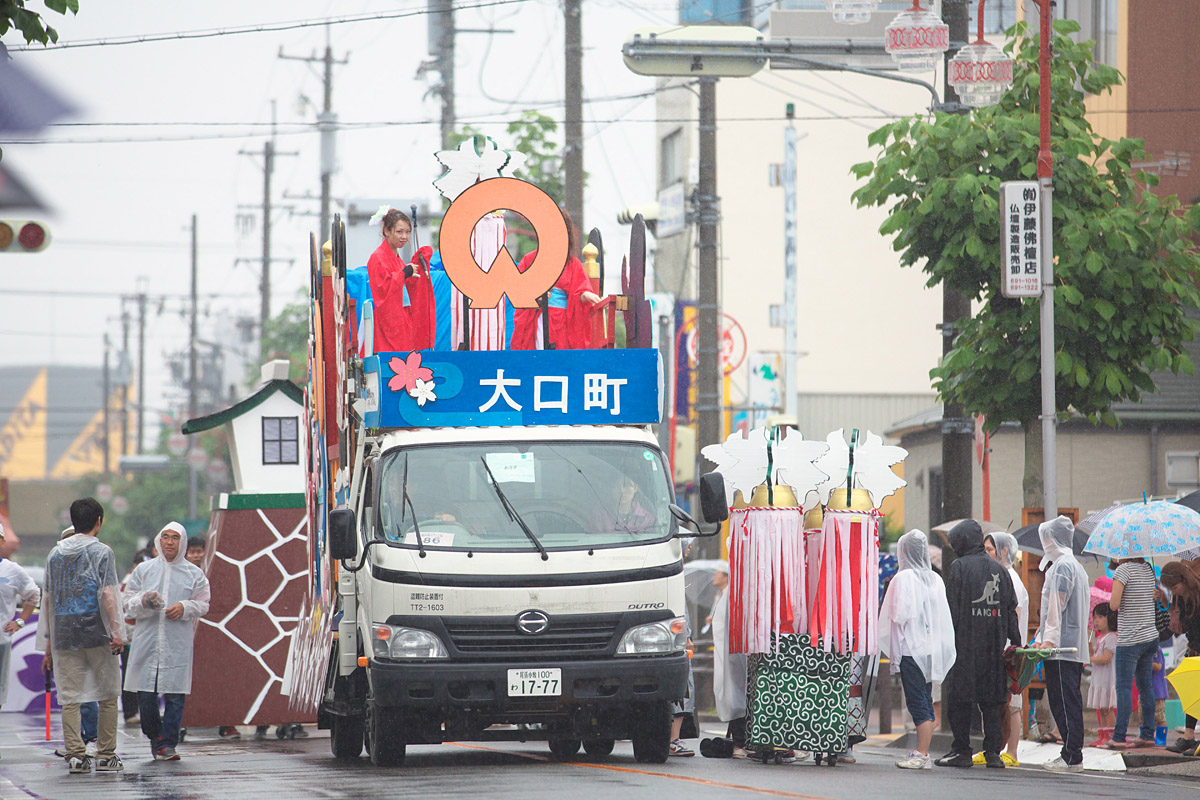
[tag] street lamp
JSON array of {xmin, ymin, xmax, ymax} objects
[
  {"xmin": 947, "ymin": 4, "xmax": 1013, "ymax": 107},
  {"xmin": 823, "ymin": 0, "xmax": 881, "ymax": 25},
  {"xmin": 884, "ymin": 2, "xmax": 949, "ymax": 72}
]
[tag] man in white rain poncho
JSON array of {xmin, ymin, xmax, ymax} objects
[
  {"xmin": 878, "ymin": 530, "xmax": 956, "ymax": 770},
  {"xmin": 0, "ymin": 523, "xmax": 39, "ymax": 708},
  {"xmin": 1031, "ymin": 516, "xmax": 1089, "ymax": 774},
  {"xmin": 983, "ymin": 532, "xmax": 1029, "ymax": 767},
  {"xmin": 123, "ymin": 522, "xmax": 210, "ymax": 761},
  {"xmin": 38, "ymin": 498, "xmax": 126, "ymax": 775}
]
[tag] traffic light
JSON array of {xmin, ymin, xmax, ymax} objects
[{"xmin": 0, "ymin": 220, "xmax": 50, "ymax": 252}]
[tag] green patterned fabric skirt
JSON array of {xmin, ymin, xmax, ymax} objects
[{"xmin": 746, "ymin": 634, "xmax": 851, "ymax": 753}]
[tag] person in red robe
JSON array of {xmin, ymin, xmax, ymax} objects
[
  {"xmin": 509, "ymin": 210, "xmax": 600, "ymax": 350},
  {"xmin": 365, "ymin": 209, "xmax": 435, "ymax": 352}
]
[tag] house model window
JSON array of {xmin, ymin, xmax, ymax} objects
[{"xmin": 263, "ymin": 416, "xmax": 300, "ymax": 465}]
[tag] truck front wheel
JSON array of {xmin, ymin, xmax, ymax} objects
[
  {"xmin": 548, "ymin": 738, "xmax": 582, "ymax": 759},
  {"xmin": 630, "ymin": 701, "xmax": 672, "ymax": 764},
  {"xmin": 364, "ymin": 699, "xmax": 407, "ymax": 767},
  {"xmin": 329, "ymin": 713, "xmax": 364, "ymax": 760}
]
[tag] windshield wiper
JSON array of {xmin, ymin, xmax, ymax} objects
[
  {"xmin": 480, "ymin": 456, "xmax": 548, "ymax": 561},
  {"xmin": 400, "ymin": 454, "xmax": 426, "ymax": 559}
]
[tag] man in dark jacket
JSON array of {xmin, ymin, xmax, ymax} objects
[{"xmin": 936, "ymin": 519, "xmax": 1021, "ymax": 769}]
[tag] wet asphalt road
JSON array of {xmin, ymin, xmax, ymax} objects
[{"xmin": 0, "ymin": 715, "xmax": 1194, "ymax": 800}]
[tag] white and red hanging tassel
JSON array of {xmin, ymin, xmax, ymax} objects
[
  {"xmin": 728, "ymin": 506, "xmax": 806, "ymax": 655},
  {"xmin": 808, "ymin": 508, "xmax": 881, "ymax": 655}
]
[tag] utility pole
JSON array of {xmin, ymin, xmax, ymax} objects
[
  {"xmin": 696, "ymin": 76, "xmax": 721, "ymax": 559},
  {"xmin": 782, "ymin": 104, "xmax": 798, "ymax": 419},
  {"xmin": 136, "ymin": 288, "xmax": 146, "ymax": 455},
  {"xmin": 189, "ymin": 215, "xmax": 199, "ymax": 519},
  {"xmin": 102, "ymin": 333, "xmax": 110, "ymax": 477},
  {"xmin": 938, "ymin": 0, "xmax": 973, "ymax": 529},
  {"xmin": 120, "ymin": 306, "xmax": 130, "ymax": 458},
  {"xmin": 240, "ymin": 110, "xmax": 295, "ymax": 354},
  {"xmin": 279, "ymin": 29, "xmax": 348, "ymax": 242},
  {"xmin": 564, "ymin": 0, "xmax": 584, "ymax": 233},
  {"xmin": 433, "ymin": 0, "xmax": 456, "ymax": 149}
]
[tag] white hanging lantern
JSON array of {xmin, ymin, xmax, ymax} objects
[
  {"xmin": 823, "ymin": 0, "xmax": 880, "ymax": 25},
  {"xmin": 884, "ymin": 2, "xmax": 950, "ymax": 72},
  {"xmin": 948, "ymin": 40, "xmax": 1014, "ymax": 108}
]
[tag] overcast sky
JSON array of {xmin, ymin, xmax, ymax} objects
[{"xmin": 1, "ymin": 0, "xmax": 671, "ymax": 433}]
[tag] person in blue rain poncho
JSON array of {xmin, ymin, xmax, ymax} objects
[{"xmin": 38, "ymin": 498, "xmax": 126, "ymax": 775}]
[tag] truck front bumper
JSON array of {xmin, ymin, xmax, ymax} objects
[{"xmin": 366, "ymin": 653, "xmax": 689, "ymax": 711}]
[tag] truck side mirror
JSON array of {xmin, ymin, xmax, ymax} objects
[
  {"xmin": 699, "ymin": 472, "xmax": 729, "ymax": 524},
  {"xmin": 329, "ymin": 507, "xmax": 358, "ymax": 561}
]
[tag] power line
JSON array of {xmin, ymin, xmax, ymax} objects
[
  {"xmin": 8, "ymin": 0, "xmax": 535, "ymax": 52},
  {"xmin": 5, "ymin": 111, "xmax": 903, "ymax": 145},
  {"xmin": 0, "ymin": 288, "xmax": 250, "ymax": 299}
]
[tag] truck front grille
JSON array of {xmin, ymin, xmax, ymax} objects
[{"xmin": 443, "ymin": 614, "xmax": 622, "ymax": 659}]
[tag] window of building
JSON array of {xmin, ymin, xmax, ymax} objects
[
  {"xmin": 262, "ymin": 416, "xmax": 299, "ymax": 465},
  {"xmin": 1061, "ymin": 0, "xmax": 1119, "ymax": 67},
  {"xmin": 1166, "ymin": 452, "xmax": 1200, "ymax": 489},
  {"xmin": 982, "ymin": 0, "xmax": 1018, "ymax": 35},
  {"xmin": 660, "ymin": 129, "xmax": 683, "ymax": 188}
]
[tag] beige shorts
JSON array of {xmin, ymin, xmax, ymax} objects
[{"xmin": 1009, "ymin": 691, "xmax": 1022, "ymax": 711}]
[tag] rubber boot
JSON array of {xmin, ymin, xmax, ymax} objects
[{"xmin": 1087, "ymin": 726, "xmax": 1113, "ymax": 748}]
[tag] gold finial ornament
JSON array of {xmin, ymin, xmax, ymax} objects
[
  {"xmin": 321, "ymin": 240, "xmax": 333, "ymax": 277},
  {"xmin": 803, "ymin": 504, "xmax": 824, "ymax": 530},
  {"xmin": 749, "ymin": 483, "xmax": 800, "ymax": 508},
  {"xmin": 732, "ymin": 489, "xmax": 748, "ymax": 509},
  {"xmin": 826, "ymin": 488, "xmax": 873, "ymax": 511},
  {"xmin": 582, "ymin": 242, "xmax": 600, "ymax": 279}
]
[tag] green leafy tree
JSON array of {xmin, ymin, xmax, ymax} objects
[
  {"xmin": 851, "ymin": 20, "xmax": 1200, "ymax": 506},
  {"xmin": 1, "ymin": 0, "xmax": 78, "ymax": 45},
  {"xmin": 259, "ymin": 298, "xmax": 309, "ymax": 384},
  {"xmin": 450, "ymin": 112, "xmax": 583, "ymax": 255}
]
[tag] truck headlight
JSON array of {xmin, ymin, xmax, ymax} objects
[
  {"xmin": 372, "ymin": 624, "xmax": 449, "ymax": 660},
  {"xmin": 616, "ymin": 617, "xmax": 687, "ymax": 655}
]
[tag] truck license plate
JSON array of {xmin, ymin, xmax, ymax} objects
[{"xmin": 507, "ymin": 668, "xmax": 562, "ymax": 697}]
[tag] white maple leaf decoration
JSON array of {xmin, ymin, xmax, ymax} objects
[
  {"xmin": 813, "ymin": 428, "xmax": 907, "ymax": 507},
  {"xmin": 701, "ymin": 427, "xmax": 770, "ymax": 505},
  {"xmin": 772, "ymin": 432, "xmax": 829, "ymax": 499},
  {"xmin": 433, "ymin": 136, "xmax": 529, "ymax": 201},
  {"xmin": 701, "ymin": 427, "xmax": 830, "ymax": 506}
]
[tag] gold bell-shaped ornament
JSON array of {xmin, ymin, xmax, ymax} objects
[
  {"xmin": 826, "ymin": 487, "xmax": 874, "ymax": 512},
  {"xmin": 803, "ymin": 504, "xmax": 825, "ymax": 530},
  {"xmin": 749, "ymin": 483, "xmax": 800, "ymax": 508}
]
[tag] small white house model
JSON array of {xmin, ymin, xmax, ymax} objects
[{"xmin": 182, "ymin": 360, "xmax": 305, "ymax": 494}]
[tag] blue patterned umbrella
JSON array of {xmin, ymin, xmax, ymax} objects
[{"xmin": 1083, "ymin": 501, "xmax": 1200, "ymax": 558}]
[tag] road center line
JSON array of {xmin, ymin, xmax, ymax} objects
[{"xmin": 448, "ymin": 743, "xmax": 831, "ymax": 800}]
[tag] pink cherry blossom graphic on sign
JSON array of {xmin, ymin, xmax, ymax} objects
[{"xmin": 387, "ymin": 352, "xmax": 433, "ymax": 393}]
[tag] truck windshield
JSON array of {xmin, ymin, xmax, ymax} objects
[{"xmin": 376, "ymin": 442, "xmax": 674, "ymax": 552}]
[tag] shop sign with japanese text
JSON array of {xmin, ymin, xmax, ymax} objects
[{"xmin": 1000, "ymin": 181, "xmax": 1042, "ymax": 298}]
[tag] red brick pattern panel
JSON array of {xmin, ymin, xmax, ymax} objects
[{"xmin": 183, "ymin": 507, "xmax": 315, "ymax": 726}]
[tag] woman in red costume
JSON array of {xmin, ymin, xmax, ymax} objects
[
  {"xmin": 366, "ymin": 208, "xmax": 435, "ymax": 351},
  {"xmin": 509, "ymin": 209, "xmax": 600, "ymax": 350}
]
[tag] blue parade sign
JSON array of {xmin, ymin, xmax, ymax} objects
[{"xmin": 363, "ymin": 349, "xmax": 662, "ymax": 429}]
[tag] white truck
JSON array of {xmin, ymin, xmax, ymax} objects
[{"xmin": 311, "ymin": 214, "xmax": 727, "ymax": 767}]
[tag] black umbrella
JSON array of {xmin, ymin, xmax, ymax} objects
[
  {"xmin": 1176, "ymin": 491, "xmax": 1200, "ymax": 514},
  {"xmin": 1012, "ymin": 522, "xmax": 1103, "ymax": 563}
]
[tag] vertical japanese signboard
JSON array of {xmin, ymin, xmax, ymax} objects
[{"xmin": 1000, "ymin": 181, "xmax": 1042, "ymax": 298}]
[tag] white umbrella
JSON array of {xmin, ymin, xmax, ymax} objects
[{"xmin": 1083, "ymin": 501, "xmax": 1200, "ymax": 558}]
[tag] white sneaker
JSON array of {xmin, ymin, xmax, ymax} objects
[
  {"xmin": 896, "ymin": 750, "xmax": 933, "ymax": 770},
  {"xmin": 1043, "ymin": 756, "xmax": 1084, "ymax": 774}
]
